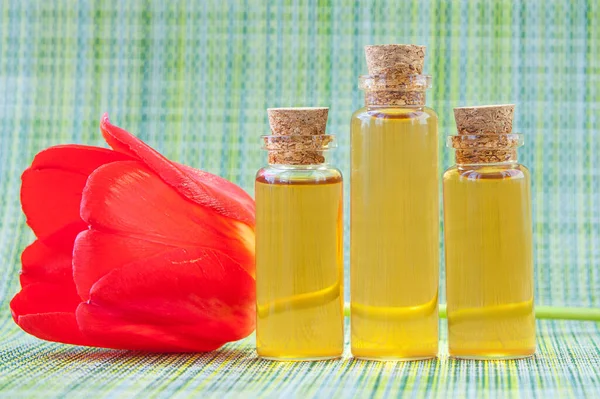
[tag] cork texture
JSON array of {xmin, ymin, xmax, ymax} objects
[
  {"xmin": 449, "ymin": 134, "xmax": 521, "ymax": 149},
  {"xmin": 267, "ymin": 107, "xmax": 328, "ymax": 136},
  {"xmin": 454, "ymin": 104, "xmax": 515, "ymax": 134},
  {"xmin": 454, "ymin": 149, "xmax": 518, "ymax": 164},
  {"xmin": 365, "ymin": 91, "xmax": 425, "ymax": 106},
  {"xmin": 265, "ymin": 107, "xmax": 331, "ymax": 165},
  {"xmin": 452, "ymin": 104, "xmax": 519, "ymax": 164},
  {"xmin": 363, "ymin": 44, "xmax": 427, "ymax": 106},
  {"xmin": 364, "ymin": 44, "xmax": 425, "ymax": 75}
]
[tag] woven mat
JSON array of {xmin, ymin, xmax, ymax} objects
[
  {"xmin": 1, "ymin": 319, "xmax": 600, "ymax": 398},
  {"xmin": 1, "ymin": 0, "xmax": 599, "ymax": 397}
]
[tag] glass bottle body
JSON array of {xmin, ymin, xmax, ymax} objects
[
  {"xmin": 443, "ymin": 163, "xmax": 535, "ymax": 359},
  {"xmin": 255, "ymin": 165, "xmax": 344, "ymax": 361},
  {"xmin": 350, "ymin": 106, "xmax": 439, "ymax": 360}
]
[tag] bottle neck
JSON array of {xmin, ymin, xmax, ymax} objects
[
  {"xmin": 266, "ymin": 162, "xmax": 330, "ymax": 169},
  {"xmin": 263, "ymin": 134, "xmax": 336, "ymax": 166},
  {"xmin": 359, "ymin": 74, "xmax": 431, "ymax": 107},
  {"xmin": 456, "ymin": 159, "xmax": 520, "ymax": 170},
  {"xmin": 454, "ymin": 148, "xmax": 519, "ymax": 166},
  {"xmin": 266, "ymin": 150, "xmax": 331, "ymax": 166},
  {"xmin": 364, "ymin": 90, "xmax": 426, "ymax": 107},
  {"xmin": 448, "ymin": 133, "xmax": 523, "ymax": 167}
]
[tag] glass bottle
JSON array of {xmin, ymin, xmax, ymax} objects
[
  {"xmin": 443, "ymin": 104, "xmax": 535, "ymax": 359},
  {"xmin": 255, "ymin": 107, "xmax": 344, "ymax": 361},
  {"xmin": 350, "ymin": 45, "xmax": 439, "ymax": 360}
]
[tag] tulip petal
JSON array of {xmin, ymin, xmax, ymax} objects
[
  {"xmin": 177, "ymin": 163, "xmax": 255, "ymax": 222},
  {"xmin": 10, "ymin": 283, "xmax": 90, "ymax": 345},
  {"xmin": 20, "ymin": 235, "xmax": 74, "ymax": 287},
  {"xmin": 21, "ymin": 169, "xmax": 88, "ymax": 241},
  {"xmin": 16, "ymin": 313, "xmax": 89, "ymax": 346},
  {"xmin": 27, "ymin": 144, "xmax": 132, "ymax": 175},
  {"xmin": 76, "ymin": 246, "xmax": 255, "ymax": 352},
  {"xmin": 21, "ymin": 145, "xmax": 132, "ymax": 240},
  {"xmin": 73, "ymin": 230, "xmax": 173, "ymax": 301},
  {"xmin": 100, "ymin": 114, "xmax": 255, "ymax": 225},
  {"xmin": 11, "ymin": 282, "xmax": 80, "ymax": 314},
  {"xmin": 78, "ymin": 161, "xmax": 254, "ymax": 279}
]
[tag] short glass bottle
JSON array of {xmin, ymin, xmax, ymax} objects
[
  {"xmin": 443, "ymin": 126, "xmax": 535, "ymax": 359},
  {"xmin": 255, "ymin": 110, "xmax": 344, "ymax": 361},
  {"xmin": 350, "ymin": 45, "xmax": 439, "ymax": 360}
]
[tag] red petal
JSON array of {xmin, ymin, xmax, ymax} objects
[
  {"xmin": 21, "ymin": 169, "xmax": 88, "ymax": 240},
  {"xmin": 73, "ymin": 230, "xmax": 173, "ymax": 301},
  {"xmin": 100, "ymin": 114, "xmax": 255, "ymax": 225},
  {"xmin": 21, "ymin": 145, "xmax": 132, "ymax": 240},
  {"xmin": 21, "ymin": 235, "xmax": 74, "ymax": 287},
  {"xmin": 11, "ymin": 282, "xmax": 80, "ymax": 314},
  {"xmin": 16, "ymin": 313, "xmax": 90, "ymax": 346},
  {"xmin": 177, "ymin": 163, "xmax": 255, "ymax": 223},
  {"xmin": 28, "ymin": 144, "xmax": 133, "ymax": 174},
  {"xmin": 75, "ymin": 306, "xmax": 223, "ymax": 352},
  {"xmin": 76, "ymin": 247, "xmax": 255, "ymax": 352},
  {"xmin": 10, "ymin": 283, "xmax": 90, "ymax": 346},
  {"xmin": 79, "ymin": 161, "xmax": 254, "ymax": 277}
]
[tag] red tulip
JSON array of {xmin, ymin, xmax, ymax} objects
[{"xmin": 10, "ymin": 114, "xmax": 256, "ymax": 352}]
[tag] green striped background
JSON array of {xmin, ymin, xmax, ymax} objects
[{"xmin": 0, "ymin": 0, "xmax": 599, "ymax": 397}]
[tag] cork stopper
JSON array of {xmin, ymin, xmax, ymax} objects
[
  {"xmin": 364, "ymin": 44, "xmax": 425, "ymax": 75},
  {"xmin": 267, "ymin": 107, "xmax": 328, "ymax": 136},
  {"xmin": 265, "ymin": 107, "xmax": 333, "ymax": 165},
  {"xmin": 454, "ymin": 104, "xmax": 514, "ymax": 135},
  {"xmin": 451, "ymin": 104, "xmax": 520, "ymax": 164},
  {"xmin": 362, "ymin": 44, "xmax": 428, "ymax": 106}
]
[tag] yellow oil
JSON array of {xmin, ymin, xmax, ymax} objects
[
  {"xmin": 443, "ymin": 164, "xmax": 535, "ymax": 359},
  {"xmin": 255, "ymin": 170, "xmax": 344, "ymax": 361},
  {"xmin": 350, "ymin": 107, "xmax": 439, "ymax": 360}
]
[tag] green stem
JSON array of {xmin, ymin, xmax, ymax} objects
[
  {"xmin": 343, "ymin": 303, "xmax": 600, "ymax": 321},
  {"xmin": 531, "ymin": 306, "xmax": 600, "ymax": 321}
]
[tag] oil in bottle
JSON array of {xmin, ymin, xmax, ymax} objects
[
  {"xmin": 255, "ymin": 107, "xmax": 344, "ymax": 361},
  {"xmin": 350, "ymin": 45, "xmax": 439, "ymax": 360},
  {"xmin": 443, "ymin": 104, "xmax": 535, "ymax": 359}
]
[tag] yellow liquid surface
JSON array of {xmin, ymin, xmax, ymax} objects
[
  {"xmin": 350, "ymin": 107, "xmax": 439, "ymax": 360},
  {"xmin": 443, "ymin": 164, "xmax": 535, "ymax": 359},
  {"xmin": 255, "ymin": 170, "xmax": 344, "ymax": 360}
]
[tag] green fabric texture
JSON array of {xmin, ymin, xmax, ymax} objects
[{"xmin": 0, "ymin": 0, "xmax": 599, "ymax": 397}]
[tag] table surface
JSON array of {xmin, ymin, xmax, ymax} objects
[{"xmin": 1, "ymin": 318, "xmax": 600, "ymax": 398}]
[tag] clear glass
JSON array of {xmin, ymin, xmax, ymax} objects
[
  {"xmin": 443, "ymin": 162, "xmax": 535, "ymax": 359},
  {"xmin": 350, "ymin": 105, "xmax": 439, "ymax": 360},
  {"xmin": 255, "ymin": 163, "xmax": 344, "ymax": 361}
]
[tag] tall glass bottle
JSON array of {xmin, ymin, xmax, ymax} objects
[
  {"xmin": 443, "ymin": 104, "xmax": 535, "ymax": 359},
  {"xmin": 350, "ymin": 45, "xmax": 439, "ymax": 360},
  {"xmin": 255, "ymin": 107, "xmax": 344, "ymax": 361}
]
